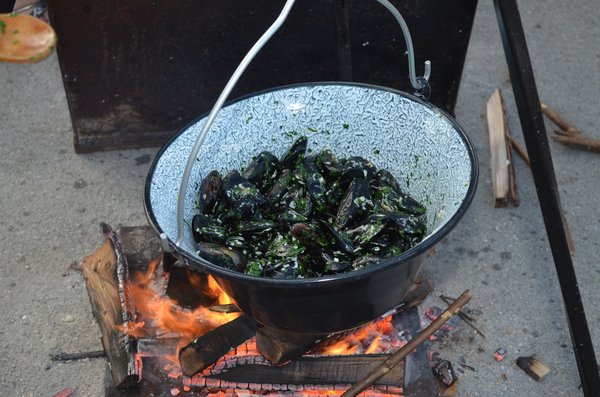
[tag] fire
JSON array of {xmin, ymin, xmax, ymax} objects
[
  {"xmin": 117, "ymin": 257, "xmax": 405, "ymax": 396},
  {"xmin": 119, "ymin": 258, "xmax": 239, "ymax": 346},
  {"xmin": 320, "ymin": 315, "xmax": 400, "ymax": 356}
]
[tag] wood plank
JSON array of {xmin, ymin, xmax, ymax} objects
[{"xmin": 487, "ymin": 88, "xmax": 511, "ymax": 207}]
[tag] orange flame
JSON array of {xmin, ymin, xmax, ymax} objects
[
  {"xmin": 120, "ymin": 258, "xmax": 238, "ymax": 347},
  {"xmin": 321, "ymin": 315, "xmax": 397, "ymax": 356}
]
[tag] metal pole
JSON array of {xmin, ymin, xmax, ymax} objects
[{"xmin": 493, "ymin": 0, "xmax": 600, "ymax": 395}]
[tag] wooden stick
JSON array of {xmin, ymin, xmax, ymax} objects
[
  {"xmin": 540, "ymin": 102, "xmax": 579, "ymax": 135},
  {"xmin": 508, "ymin": 135, "xmax": 531, "ymax": 167},
  {"xmin": 439, "ymin": 295, "xmax": 486, "ymax": 338},
  {"xmin": 50, "ymin": 350, "xmax": 107, "ymax": 362},
  {"xmin": 552, "ymin": 133, "xmax": 600, "ymax": 153},
  {"xmin": 541, "ymin": 102, "xmax": 600, "ymax": 153},
  {"xmin": 341, "ymin": 290, "xmax": 472, "ymax": 397},
  {"xmin": 505, "ymin": 130, "xmax": 520, "ymax": 206}
]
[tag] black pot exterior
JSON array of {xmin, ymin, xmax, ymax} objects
[{"xmin": 183, "ymin": 252, "xmax": 424, "ymax": 334}]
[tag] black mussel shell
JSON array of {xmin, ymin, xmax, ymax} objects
[
  {"xmin": 319, "ymin": 221, "xmax": 354, "ymax": 255},
  {"xmin": 302, "ymin": 156, "xmax": 327, "ymax": 206},
  {"xmin": 339, "ymin": 157, "xmax": 376, "ymax": 184},
  {"xmin": 280, "ymin": 136, "xmax": 308, "ymax": 168},
  {"xmin": 196, "ymin": 170, "xmax": 222, "ymax": 215},
  {"xmin": 242, "ymin": 151, "xmax": 280, "ymax": 192},
  {"xmin": 266, "ymin": 168, "xmax": 293, "ymax": 205},
  {"xmin": 197, "ymin": 242, "xmax": 246, "ymax": 271},
  {"xmin": 384, "ymin": 212, "xmax": 427, "ymax": 236},
  {"xmin": 290, "ymin": 222, "xmax": 329, "ymax": 249},
  {"xmin": 336, "ymin": 177, "xmax": 374, "ymax": 229},
  {"xmin": 315, "ymin": 149, "xmax": 342, "ymax": 181}
]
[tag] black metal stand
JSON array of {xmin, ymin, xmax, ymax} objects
[
  {"xmin": 493, "ymin": 1, "xmax": 600, "ymax": 395},
  {"xmin": 0, "ymin": 0, "xmax": 17, "ymax": 13}
]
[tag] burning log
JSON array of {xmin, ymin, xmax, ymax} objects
[
  {"xmin": 206, "ymin": 354, "xmax": 404, "ymax": 386},
  {"xmin": 81, "ymin": 223, "xmax": 141, "ymax": 389},
  {"xmin": 179, "ymin": 314, "xmax": 257, "ymax": 377},
  {"xmin": 256, "ymin": 325, "xmax": 327, "ymax": 365}
]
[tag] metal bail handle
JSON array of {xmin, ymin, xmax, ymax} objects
[{"xmin": 174, "ymin": 0, "xmax": 432, "ymax": 247}]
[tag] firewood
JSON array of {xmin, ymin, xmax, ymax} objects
[
  {"xmin": 516, "ymin": 356, "xmax": 550, "ymax": 381},
  {"xmin": 541, "ymin": 102, "xmax": 600, "ymax": 153},
  {"xmin": 178, "ymin": 314, "xmax": 256, "ymax": 377},
  {"xmin": 81, "ymin": 224, "xmax": 140, "ymax": 389},
  {"xmin": 208, "ymin": 354, "xmax": 404, "ymax": 386},
  {"xmin": 341, "ymin": 290, "xmax": 472, "ymax": 397},
  {"xmin": 256, "ymin": 326, "xmax": 326, "ymax": 365},
  {"xmin": 487, "ymin": 89, "xmax": 515, "ymax": 207}
]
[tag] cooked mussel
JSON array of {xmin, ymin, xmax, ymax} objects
[
  {"xmin": 191, "ymin": 136, "xmax": 428, "ymax": 279},
  {"xmin": 197, "ymin": 242, "xmax": 246, "ymax": 271},
  {"xmin": 196, "ymin": 170, "xmax": 222, "ymax": 215},
  {"xmin": 242, "ymin": 151, "xmax": 280, "ymax": 192}
]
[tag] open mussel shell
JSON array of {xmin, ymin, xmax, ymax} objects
[{"xmin": 145, "ymin": 83, "xmax": 478, "ymax": 333}]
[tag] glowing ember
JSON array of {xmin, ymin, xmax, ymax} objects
[{"xmin": 319, "ymin": 316, "xmax": 402, "ymax": 356}]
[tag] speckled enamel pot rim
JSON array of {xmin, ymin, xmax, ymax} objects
[{"xmin": 144, "ymin": 81, "xmax": 479, "ymax": 287}]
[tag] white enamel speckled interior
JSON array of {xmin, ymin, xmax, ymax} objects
[{"xmin": 148, "ymin": 84, "xmax": 475, "ymax": 258}]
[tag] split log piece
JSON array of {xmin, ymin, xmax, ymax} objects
[
  {"xmin": 256, "ymin": 326, "xmax": 327, "ymax": 365},
  {"xmin": 207, "ymin": 354, "xmax": 404, "ymax": 386},
  {"xmin": 487, "ymin": 89, "xmax": 518, "ymax": 207},
  {"xmin": 81, "ymin": 223, "xmax": 140, "ymax": 389},
  {"xmin": 179, "ymin": 314, "xmax": 256, "ymax": 377},
  {"xmin": 341, "ymin": 290, "xmax": 472, "ymax": 397}
]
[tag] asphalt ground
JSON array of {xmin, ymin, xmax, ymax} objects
[{"xmin": 0, "ymin": 1, "xmax": 598, "ymax": 396}]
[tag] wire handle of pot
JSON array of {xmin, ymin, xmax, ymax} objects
[
  {"xmin": 374, "ymin": 0, "xmax": 431, "ymax": 99},
  {"xmin": 175, "ymin": 0, "xmax": 431, "ymax": 246},
  {"xmin": 174, "ymin": 0, "xmax": 297, "ymax": 246}
]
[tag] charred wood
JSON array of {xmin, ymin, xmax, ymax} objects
[
  {"xmin": 256, "ymin": 326, "xmax": 327, "ymax": 365},
  {"xmin": 179, "ymin": 314, "xmax": 256, "ymax": 377},
  {"xmin": 206, "ymin": 354, "xmax": 403, "ymax": 386},
  {"xmin": 81, "ymin": 224, "xmax": 140, "ymax": 389}
]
